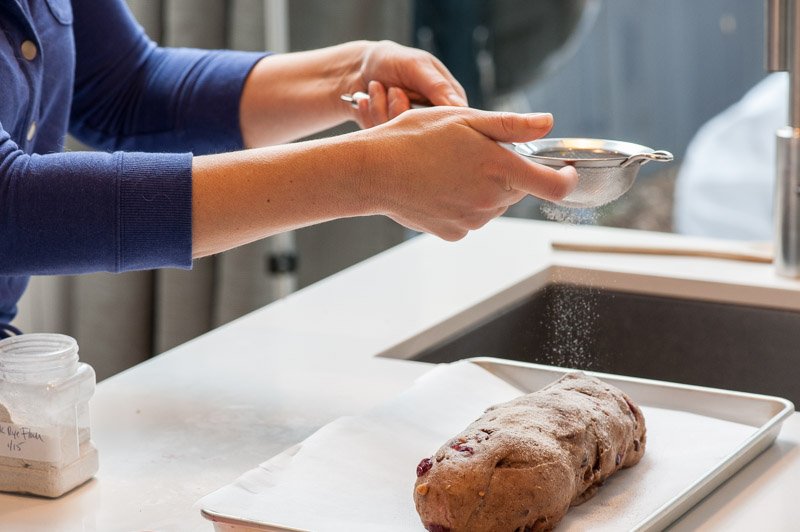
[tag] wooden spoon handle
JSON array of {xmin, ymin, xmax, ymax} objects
[{"xmin": 551, "ymin": 240, "xmax": 773, "ymax": 264}]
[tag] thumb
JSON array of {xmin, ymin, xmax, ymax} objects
[{"xmin": 464, "ymin": 110, "xmax": 554, "ymax": 143}]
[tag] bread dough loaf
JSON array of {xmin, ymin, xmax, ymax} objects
[{"xmin": 413, "ymin": 372, "xmax": 646, "ymax": 531}]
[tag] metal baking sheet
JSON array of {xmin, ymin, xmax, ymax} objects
[
  {"xmin": 469, "ymin": 358, "xmax": 794, "ymax": 531},
  {"xmin": 201, "ymin": 357, "xmax": 794, "ymax": 531}
]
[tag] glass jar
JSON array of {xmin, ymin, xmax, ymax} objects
[{"xmin": 0, "ymin": 333, "xmax": 98, "ymax": 497}]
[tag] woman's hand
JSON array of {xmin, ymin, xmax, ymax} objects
[
  {"xmin": 240, "ymin": 40, "xmax": 467, "ymax": 147},
  {"xmin": 342, "ymin": 41, "xmax": 468, "ymax": 128},
  {"xmin": 346, "ymin": 107, "xmax": 578, "ymax": 240}
]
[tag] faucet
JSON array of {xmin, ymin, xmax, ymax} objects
[{"xmin": 768, "ymin": 0, "xmax": 800, "ymax": 277}]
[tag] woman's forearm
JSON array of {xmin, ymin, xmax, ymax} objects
[
  {"xmin": 239, "ymin": 42, "xmax": 368, "ymax": 147},
  {"xmin": 192, "ymin": 133, "xmax": 373, "ymax": 258}
]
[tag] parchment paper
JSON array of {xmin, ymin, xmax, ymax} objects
[{"xmin": 197, "ymin": 361, "xmax": 756, "ymax": 531}]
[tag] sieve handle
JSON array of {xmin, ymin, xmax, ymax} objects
[
  {"xmin": 620, "ymin": 150, "xmax": 674, "ymax": 168},
  {"xmin": 340, "ymin": 92, "xmax": 429, "ymax": 110}
]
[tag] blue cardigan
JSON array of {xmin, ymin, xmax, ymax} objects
[{"xmin": 0, "ymin": 0, "xmax": 267, "ymax": 326}]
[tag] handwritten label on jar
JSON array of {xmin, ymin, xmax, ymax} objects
[{"xmin": 0, "ymin": 422, "xmax": 60, "ymax": 463}]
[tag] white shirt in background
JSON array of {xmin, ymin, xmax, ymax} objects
[{"xmin": 674, "ymin": 73, "xmax": 788, "ymax": 240}]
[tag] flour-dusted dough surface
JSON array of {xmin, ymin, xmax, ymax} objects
[{"xmin": 413, "ymin": 372, "xmax": 647, "ymax": 531}]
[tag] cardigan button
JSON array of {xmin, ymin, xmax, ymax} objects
[
  {"xmin": 26, "ymin": 122, "xmax": 37, "ymax": 141},
  {"xmin": 21, "ymin": 40, "xmax": 38, "ymax": 61}
]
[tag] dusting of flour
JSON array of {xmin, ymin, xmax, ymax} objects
[{"xmin": 539, "ymin": 203, "xmax": 603, "ymax": 370}]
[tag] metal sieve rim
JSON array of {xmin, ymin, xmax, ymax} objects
[{"xmin": 514, "ymin": 138, "xmax": 661, "ymax": 168}]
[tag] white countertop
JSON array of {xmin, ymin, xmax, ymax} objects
[{"xmin": 2, "ymin": 218, "xmax": 799, "ymax": 531}]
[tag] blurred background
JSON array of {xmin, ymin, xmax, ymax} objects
[{"xmin": 14, "ymin": 0, "xmax": 770, "ymax": 379}]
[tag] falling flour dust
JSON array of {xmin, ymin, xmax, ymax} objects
[
  {"xmin": 539, "ymin": 203, "xmax": 604, "ymax": 370},
  {"xmin": 540, "ymin": 204, "xmax": 599, "ymax": 226}
]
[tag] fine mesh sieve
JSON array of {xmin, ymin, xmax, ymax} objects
[{"xmin": 514, "ymin": 138, "xmax": 673, "ymax": 208}]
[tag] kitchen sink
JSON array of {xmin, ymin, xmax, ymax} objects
[{"xmin": 409, "ymin": 283, "xmax": 800, "ymax": 405}]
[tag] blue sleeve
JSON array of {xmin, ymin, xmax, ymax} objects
[
  {"xmin": 0, "ymin": 127, "xmax": 192, "ymax": 275},
  {"xmin": 70, "ymin": 0, "xmax": 268, "ymax": 154},
  {"xmin": 0, "ymin": 0, "xmax": 270, "ymax": 278}
]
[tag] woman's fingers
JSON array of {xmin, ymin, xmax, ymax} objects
[
  {"xmin": 400, "ymin": 60, "xmax": 467, "ymax": 107},
  {"xmin": 360, "ymin": 42, "xmax": 467, "ymax": 108},
  {"xmin": 367, "ymin": 81, "xmax": 389, "ymax": 125},
  {"xmin": 508, "ymin": 160, "xmax": 578, "ymax": 201},
  {"xmin": 351, "ymin": 42, "xmax": 467, "ymax": 127},
  {"xmin": 460, "ymin": 109, "xmax": 577, "ymax": 201},
  {"xmin": 426, "ymin": 55, "xmax": 468, "ymax": 105},
  {"xmin": 355, "ymin": 82, "xmax": 411, "ymax": 126},
  {"xmin": 485, "ymin": 144, "xmax": 577, "ymax": 201},
  {"xmin": 356, "ymin": 95, "xmax": 373, "ymax": 128},
  {"xmin": 395, "ymin": 204, "xmax": 508, "ymax": 242},
  {"xmin": 387, "ymin": 87, "xmax": 411, "ymax": 120},
  {"xmin": 463, "ymin": 110, "xmax": 554, "ymax": 143}
]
